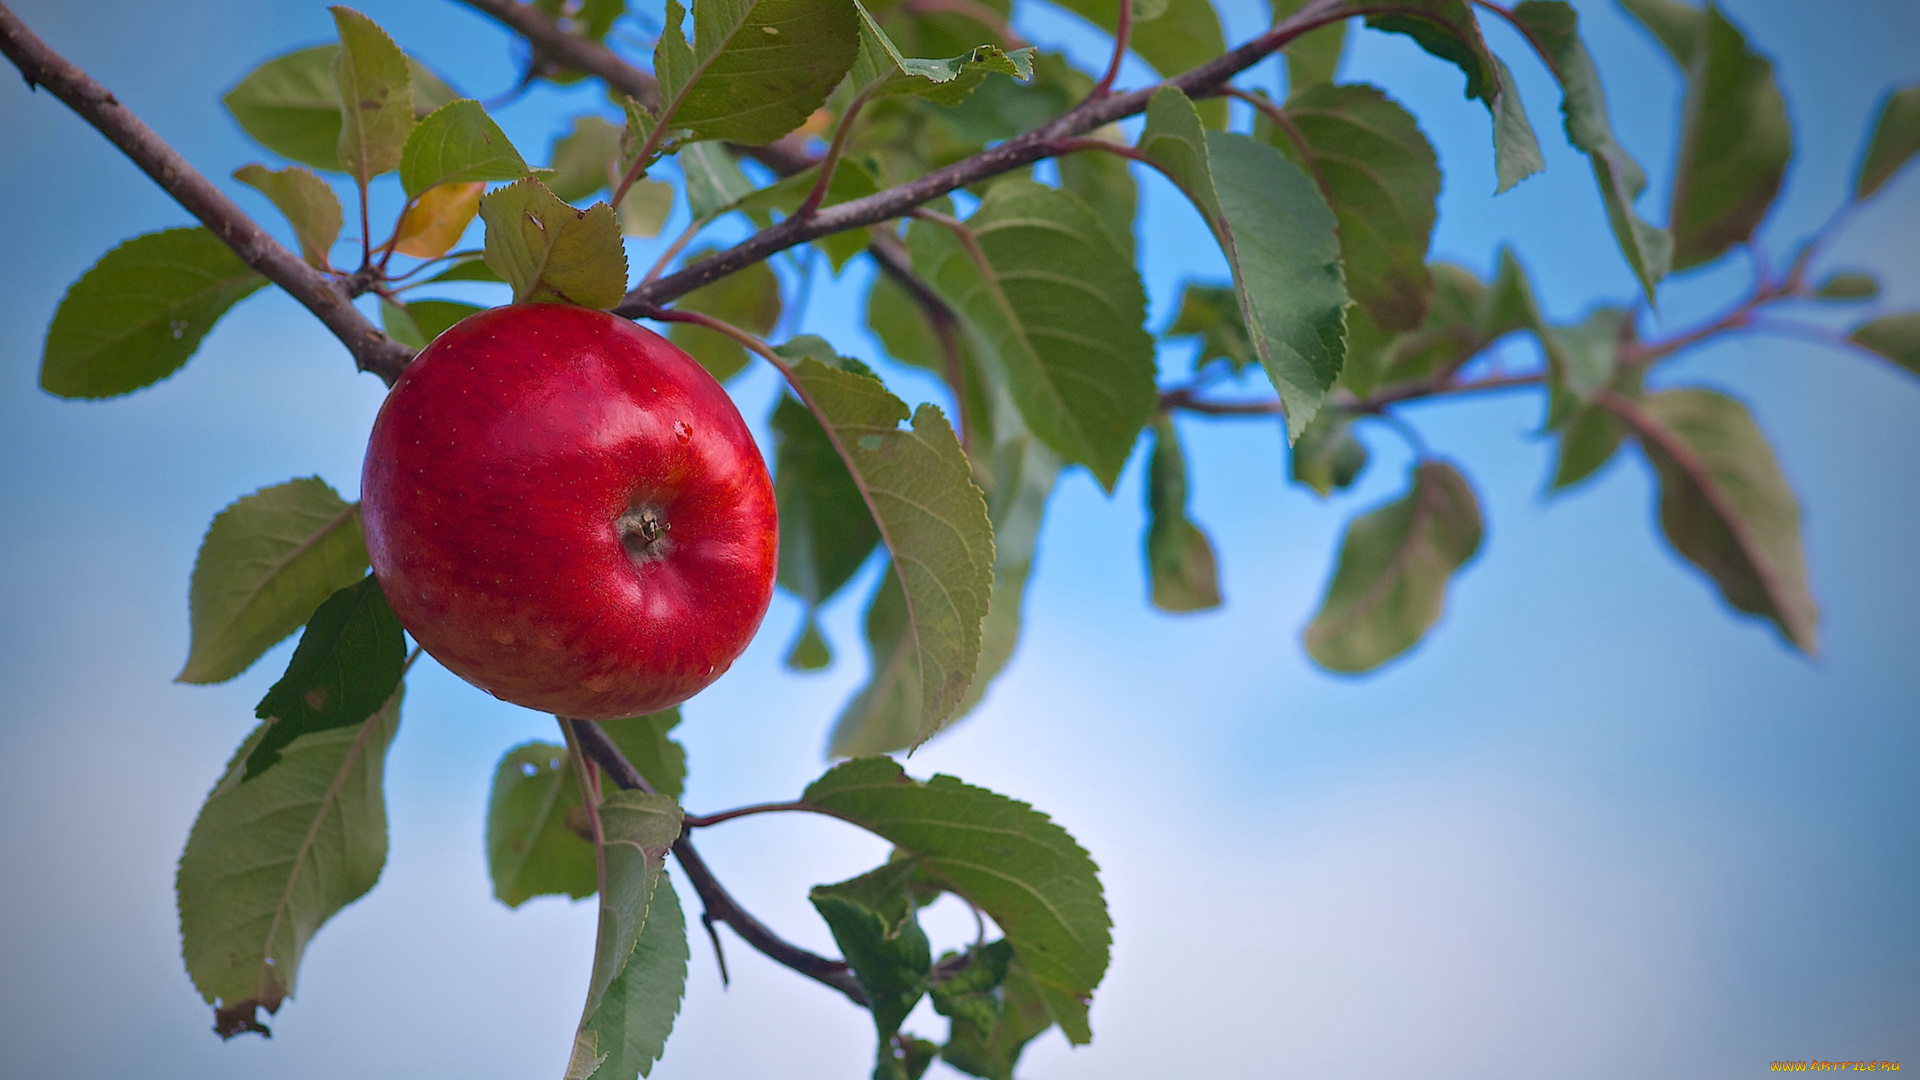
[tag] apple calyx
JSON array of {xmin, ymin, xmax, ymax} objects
[{"xmin": 618, "ymin": 505, "xmax": 673, "ymax": 562}]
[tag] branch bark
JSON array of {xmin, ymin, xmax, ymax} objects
[{"xmin": 0, "ymin": 3, "xmax": 413, "ymax": 386}]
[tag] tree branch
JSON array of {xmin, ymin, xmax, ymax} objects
[
  {"xmin": 456, "ymin": 0, "xmax": 659, "ymax": 107},
  {"xmin": 0, "ymin": 2, "xmax": 413, "ymax": 385},
  {"xmin": 565, "ymin": 718, "xmax": 871, "ymax": 1007},
  {"xmin": 617, "ymin": 0, "xmax": 1365, "ymax": 314}
]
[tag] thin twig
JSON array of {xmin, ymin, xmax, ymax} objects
[
  {"xmin": 0, "ymin": 3, "xmax": 414, "ymax": 385},
  {"xmin": 563, "ymin": 718, "xmax": 870, "ymax": 1005},
  {"xmin": 866, "ymin": 229, "xmax": 976, "ymax": 454}
]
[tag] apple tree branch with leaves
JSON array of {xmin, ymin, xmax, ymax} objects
[{"xmin": 3, "ymin": 0, "xmax": 1916, "ymax": 1076}]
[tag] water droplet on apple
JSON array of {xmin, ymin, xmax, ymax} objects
[{"xmin": 674, "ymin": 420, "xmax": 692, "ymax": 443}]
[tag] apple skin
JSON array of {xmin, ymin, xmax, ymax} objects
[{"xmin": 361, "ymin": 304, "xmax": 778, "ymax": 720}]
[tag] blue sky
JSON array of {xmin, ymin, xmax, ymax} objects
[{"xmin": 1, "ymin": 0, "xmax": 1917, "ymax": 1077}]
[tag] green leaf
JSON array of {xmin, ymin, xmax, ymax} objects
[
  {"xmin": 548, "ymin": 115, "xmax": 625, "ymax": 202},
  {"xmin": 1059, "ymin": 143, "xmax": 1138, "ymax": 261},
  {"xmin": 399, "ymin": 100, "xmax": 531, "ymax": 198},
  {"xmin": 788, "ymin": 359, "xmax": 994, "ymax": 748},
  {"xmin": 952, "ymin": 427, "xmax": 1060, "ymax": 719},
  {"xmin": 569, "ymin": 872, "xmax": 689, "ymax": 1080},
  {"xmin": 1489, "ymin": 55, "xmax": 1546, "ymax": 195},
  {"xmin": 486, "ymin": 712, "xmax": 687, "ymax": 911},
  {"xmin": 1813, "ymin": 272, "xmax": 1879, "ymax": 300},
  {"xmin": 487, "ymin": 741, "xmax": 600, "ymax": 906},
  {"xmin": 774, "ymin": 392, "xmax": 882, "ymax": 616},
  {"xmin": 1274, "ymin": 0, "xmax": 1346, "ymax": 92},
  {"xmin": 847, "ymin": 272, "xmax": 1064, "ymax": 748},
  {"xmin": 730, "ymin": 156, "xmax": 881, "ymax": 218},
  {"xmin": 478, "ymin": 177, "xmax": 628, "ymax": 307},
  {"xmin": 1663, "ymin": 3, "xmax": 1791, "ymax": 272},
  {"xmin": 178, "ymin": 688, "xmax": 401, "ymax": 1038},
  {"xmin": 567, "ymin": 791, "xmax": 684, "ymax": 1078},
  {"xmin": 810, "ymin": 859, "xmax": 933, "ymax": 1039},
  {"xmin": 1856, "ymin": 85, "xmax": 1920, "ymax": 200},
  {"xmin": 233, "ymin": 164, "xmax": 342, "ymax": 268},
  {"xmin": 1539, "ymin": 306, "xmax": 1627, "ymax": 428},
  {"xmin": 908, "ymin": 178, "xmax": 1157, "ymax": 488},
  {"xmin": 1618, "ymin": 0, "xmax": 1701, "ymax": 67},
  {"xmin": 419, "ymin": 256, "xmax": 504, "ymax": 285},
  {"xmin": 787, "ymin": 618, "xmax": 834, "ymax": 670},
  {"xmin": 852, "ymin": 0, "xmax": 1032, "ymax": 104},
  {"xmin": 601, "ymin": 710, "xmax": 689, "ymax": 801},
  {"xmin": 222, "ymin": 44, "xmax": 455, "ymax": 171},
  {"xmin": 1262, "ymin": 83, "xmax": 1440, "ymax": 332},
  {"xmin": 931, "ymin": 50, "xmax": 1094, "ymax": 146},
  {"xmin": 1547, "ymin": 355, "xmax": 1644, "ymax": 492},
  {"xmin": 1166, "ymin": 282, "xmax": 1256, "ymax": 373},
  {"xmin": 666, "ymin": 248, "xmax": 781, "ymax": 381},
  {"xmin": 1144, "ymin": 417, "xmax": 1221, "ymax": 613},
  {"xmin": 1851, "ymin": 313, "xmax": 1920, "ymax": 375},
  {"xmin": 330, "ymin": 6, "xmax": 415, "ymax": 185},
  {"xmin": 1050, "ymin": 0, "xmax": 1229, "ymax": 124},
  {"xmin": 831, "ymin": 438, "xmax": 1055, "ymax": 751},
  {"xmin": 180, "ymin": 478, "xmax": 369, "ymax": 685},
  {"xmin": 1291, "ymin": 409, "xmax": 1369, "ymax": 496},
  {"xmin": 1339, "ymin": 259, "xmax": 1514, "ymax": 398},
  {"xmin": 653, "ymin": 0, "xmax": 862, "ymax": 145},
  {"xmin": 619, "ymin": 180, "xmax": 675, "ymax": 237},
  {"xmin": 929, "ymin": 939, "xmax": 1014, "ymax": 1039},
  {"xmin": 801, "ymin": 758, "xmax": 1109, "ymax": 1044},
  {"xmin": 41, "ymin": 228, "xmax": 266, "ymax": 399},
  {"xmin": 1138, "ymin": 88, "xmax": 1347, "ymax": 438},
  {"xmin": 383, "ymin": 298, "xmax": 483, "ymax": 350},
  {"xmin": 1549, "ymin": 398, "xmax": 1625, "ymax": 491},
  {"xmin": 1616, "ymin": 389, "xmax": 1817, "ymax": 652},
  {"xmin": 1303, "ymin": 460, "xmax": 1482, "ymax": 673},
  {"xmin": 939, "ymin": 952, "xmax": 1055, "ymax": 1080},
  {"xmin": 676, "ymin": 141, "xmax": 757, "ymax": 220},
  {"xmin": 1365, "ymin": 0, "xmax": 1543, "ymax": 192},
  {"xmin": 1507, "ymin": 0, "xmax": 1672, "ymax": 301},
  {"xmin": 246, "ymin": 575, "xmax": 408, "ymax": 779}
]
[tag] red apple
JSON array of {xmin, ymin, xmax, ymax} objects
[{"xmin": 361, "ymin": 304, "xmax": 778, "ymax": 720}]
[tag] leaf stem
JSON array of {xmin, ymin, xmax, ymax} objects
[
  {"xmin": 1092, "ymin": 0, "xmax": 1134, "ymax": 98},
  {"xmin": 640, "ymin": 216, "xmax": 710, "ymax": 289},
  {"xmin": 796, "ymin": 87, "xmax": 878, "ymax": 222},
  {"xmin": 682, "ymin": 801, "xmax": 811, "ymax": 828},
  {"xmin": 356, "ymin": 179, "xmax": 374, "ymax": 271}
]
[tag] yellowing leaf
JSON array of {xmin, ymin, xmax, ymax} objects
[{"xmin": 394, "ymin": 181, "xmax": 484, "ymax": 259}]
